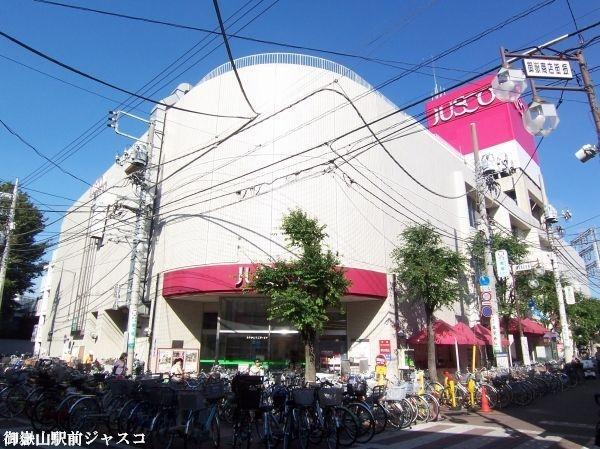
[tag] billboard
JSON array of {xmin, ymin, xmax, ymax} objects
[{"xmin": 425, "ymin": 75, "xmax": 536, "ymax": 164}]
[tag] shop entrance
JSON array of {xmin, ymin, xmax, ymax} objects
[{"xmin": 200, "ymin": 297, "xmax": 346, "ymax": 371}]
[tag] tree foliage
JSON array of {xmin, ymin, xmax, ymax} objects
[
  {"xmin": 567, "ymin": 296, "xmax": 600, "ymax": 346},
  {"xmin": 0, "ymin": 182, "xmax": 47, "ymax": 334},
  {"xmin": 249, "ymin": 209, "xmax": 350, "ymax": 381},
  {"xmin": 392, "ymin": 223, "xmax": 466, "ymax": 381},
  {"xmin": 468, "ymin": 231, "xmax": 529, "ymax": 318}
]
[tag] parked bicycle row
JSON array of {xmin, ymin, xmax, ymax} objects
[{"xmin": 0, "ymin": 360, "xmax": 442, "ymax": 449}]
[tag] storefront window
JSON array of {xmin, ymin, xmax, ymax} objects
[{"xmin": 220, "ymin": 298, "xmax": 269, "ymax": 331}]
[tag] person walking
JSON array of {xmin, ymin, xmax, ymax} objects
[{"xmin": 112, "ymin": 353, "xmax": 127, "ymax": 377}]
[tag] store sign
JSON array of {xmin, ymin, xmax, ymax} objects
[
  {"xmin": 523, "ymin": 58, "xmax": 573, "ymax": 80},
  {"xmin": 425, "ymin": 74, "xmax": 536, "ymax": 164},
  {"xmin": 246, "ymin": 335, "xmax": 268, "ymax": 340},
  {"xmin": 379, "ymin": 340, "xmax": 391, "ymax": 361},
  {"xmin": 163, "ymin": 264, "xmax": 388, "ymax": 299},
  {"xmin": 495, "ymin": 250, "xmax": 510, "ymax": 279},
  {"xmin": 513, "ymin": 262, "xmax": 536, "ymax": 273}
]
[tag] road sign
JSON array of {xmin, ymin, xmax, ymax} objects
[
  {"xmin": 481, "ymin": 305, "xmax": 493, "ymax": 317},
  {"xmin": 479, "ymin": 275, "xmax": 490, "ymax": 286},
  {"xmin": 495, "ymin": 249, "xmax": 510, "ymax": 279},
  {"xmin": 513, "ymin": 262, "xmax": 537, "ymax": 273},
  {"xmin": 523, "ymin": 58, "xmax": 573, "ymax": 80},
  {"xmin": 563, "ymin": 285, "xmax": 576, "ymax": 305}
]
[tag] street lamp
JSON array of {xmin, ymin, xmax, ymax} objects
[
  {"xmin": 522, "ymin": 98, "xmax": 560, "ymax": 137},
  {"xmin": 492, "ymin": 66, "xmax": 528, "ymax": 102},
  {"xmin": 574, "ymin": 144, "xmax": 599, "ymax": 163}
]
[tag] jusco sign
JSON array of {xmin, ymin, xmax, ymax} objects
[{"xmin": 425, "ymin": 74, "xmax": 536, "ymax": 163}]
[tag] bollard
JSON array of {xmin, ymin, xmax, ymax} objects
[
  {"xmin": 449, "ymin": 379, "xmax": 457, "ymax": 408},
  {"xmin": 467, "ymin": 378, "xmax": 476, "ymax": 408}
]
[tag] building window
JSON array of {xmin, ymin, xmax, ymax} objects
[{"xmin": 467, "ymin": 196, "xmax": 477, "ymax": 228}]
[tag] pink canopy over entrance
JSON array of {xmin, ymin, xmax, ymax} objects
[
  {"xmin": 453, "ymin": 322, "xmax": 483, "ymax": 345},
  {"xmin": 472, "ymin": 323, "xmax": 509, "ymax": 346},
  {"xmin": 502, "ymin": 318, "xmax": 548, "ymax": 335},
  {"xmin": 407, "ymin": 320, "xmax": 458, "ymax": 345}
]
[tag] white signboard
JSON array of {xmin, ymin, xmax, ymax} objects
[
  {"xmin": 523, "ymin": 58, "xmax": 573, "ymax": 80},
  {"xmin": 563, "ymin": 285, "xmax": 576, "ymax": 305},
  {"xmin": 513, "ymin": 262, "xmax": 536, "ymax": 273},
  {"xmin": 520, "ymin": 336, "xmax": 531, "ymax": 366},
  {"xmin": 495, "ymin": 249, "xmax": 510, "ymax": 279}
]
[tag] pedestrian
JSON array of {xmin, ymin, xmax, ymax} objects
[
  {"xmin": 595, "ymin": 347, "xmax": 600, "ymax": 376},
  {"xmin": 169, "ymin": 357, "xmax": 184, "ymax": 382},
  {"xmin": 249, "ymin": 358, "xmax": 264, "ymax": 376},
  {"xmin": 112, "ymin": 353, "xmax": 127, "ymax": 377}
]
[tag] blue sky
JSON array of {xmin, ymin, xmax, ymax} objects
[{"xmin": 1, "ymin": 0, "xmax": 599, "ymax": 268}]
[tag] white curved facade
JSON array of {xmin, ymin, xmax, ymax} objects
[{"xmin": 39, "ymin": 53, "xmax": 587, "ymax": 373}]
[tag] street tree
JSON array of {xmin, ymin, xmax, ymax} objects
[
  {"xmin": 250, "ymin": 209, "xmax": 350, "ymax": 381},
  {"xmin": 567, "ymin": 295, "xmax": 600, "ymax": 348},
  {"xmin": 392, "ymin": 223, "xmax": 466, "ymax": 382},
  {"xmin": 0, "ymin": 182, "xmax": 47, "ymax": 336}
]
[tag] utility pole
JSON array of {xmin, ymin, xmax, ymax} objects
[
  {"xmin": 539, "ymin": 176, "xmax": 574, "ymax": 363},
  {"xmin": 110, "ymin": 109, "xmax": 155, "ymax": 375},
  {"xmin": 470, "ymin": 124, "xmax": 506, "ymax": 367},
  {"xmin": 0, "ymin": 178, "xmax": 18, "ymax": 319}
]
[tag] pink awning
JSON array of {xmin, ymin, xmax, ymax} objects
[
  {"xmin": 501, "ymin": 318, "xmax": 548, "ymax": 335},
  {"xmin": 472, "ymin": 323, "xmax": 509, "ymax": 346},
  {"xmin": 453, "ymin": 322, "xmax": 483, "ymax": 345},
  {"xmin": 407, "ymin": 320, "xmax": 460, "ymax": 345}
]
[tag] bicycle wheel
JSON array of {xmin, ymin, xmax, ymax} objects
[
  {"xmin": 32, "ymin": 394, "xmax": 61, "ymax": 432},
  {"xmin": 346, "ymin": 403, "xmax": 375, "ymax": 443},
  {"xmin": 295, "ymin": 408, "xmax": 310, "ymax": 449},
  {"xmin": 5, "ymin": 385, "xmax": 28, "ymax": 418},
  {"xmin": 185, "ymin": 410, "xmax": 206, "ymax": 449},
  {"xmin": 69, "ymin": 397, "xmax": 100, "ymax": 433},
  {"xmin": 399, "ymin": 398, "xmax": 416, "ymax": 428},
  {"xmin": 24, "ymin": 387, "xmax": 45, "ymax": 419},
  {"xmin": 105, "ymin": 396, "xmax": 126, "ymax": 433},
  {"xmin": 421, "ymin": 394, "xmax": 440, "ymax": 422},
  {"xmin": 333, "ymin": 406, "xmax": 358, "ymax": 447},
  {"xmin": 371, "ymin": 402, "xmax": 388, "ymax": 433},
  {"xmin": 117, "ymin": 399, "xmax": 139, "ymax": 434},
  {"xmin": 56, "ymin": 394, "xmax": 81, "ymax": 430},
  {"xmin": 149, "ymin": 410, "xmax": 176, "ymax": 449},
  {"xmin": 382, "ymin": 401, "xmax": 403, "ymax": 429},
  {"xmin": 323, "ymin": 409, "xmax": 337, "ymax": 449},
  {"xmin": 210, "ymin": 412, "xmax": 221, "ymax": 449},
  {"xmin": 411, "ymin": 396, "xmax": 430, "ymax": 422}
]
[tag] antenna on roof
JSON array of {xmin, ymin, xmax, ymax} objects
[{"xmin": 432, "ymin": 57, "xmax": 442, "ymax": 98}]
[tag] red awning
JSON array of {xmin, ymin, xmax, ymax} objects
[
  {"xmin": 472, "ymin": 324, "xmax": 509, "ymax": 346},
  {"xmin": 453, "ymin": 322, "xmax": 483, "ymax": 345},
  {"xmin": 407, "ymin": 320, "xmax": 460, "ymax": 345},
  {"xmin": 501, "ymin": 318, "xmax": 548, "ymax": 335}
]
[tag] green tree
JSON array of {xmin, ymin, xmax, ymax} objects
[
  {"xmin": 249, "ymin": 209, "xmax": 350, "ymax": 381},
  {"xmin": 392, "ymin": 224, "xmax": 466, "ymax": 382},
  {"xmin": 0, "ymin": 182, "xmax": 47, "ymax": 334},
  {"xmin": 468, "ymin": 231, "xmax": 529, "ymax": 318},
  {"xmin": 568, "ymin": 296, "xmax": 600, "ymax": 347}
]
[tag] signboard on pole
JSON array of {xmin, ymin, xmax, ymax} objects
[
  {"xmin": 379, "ymin": 340, "xmax": 391, "ymax": 361},
  {"xmin": 523, "ymin": 58, "xmax": 573, "ymax": 80},
  {"xmin": 513, "ymin": 262, "xmax": 536, "ymax": 273},
  {"xmin": 563, "ymin": 285, "xmax": 576, "ymax": 305},
  {"xmin": 495, "ymin": 250, "xmax": 510, "ymax": 279}
]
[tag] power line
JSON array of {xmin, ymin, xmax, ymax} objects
[
  {"xmin": 0, "ymin": 118, "xmax": 92, "ymax": 186},
  {"xmin": 0, "ymin": 30, "xmax": 254, "ymax": 120},
  {"xmin": 212, "ymin": 0, "xmax": 258, "ymax": 116}
]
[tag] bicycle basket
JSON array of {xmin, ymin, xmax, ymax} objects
[
  {"xmin": 318, "ymin": 388, "xmax": 343, "ymax": 407},
  {"xmin": 203, "ymin": 381, "xmax": 226, "ymax": 401},
  {"xmin": 371, "ymin": 385, "xmax": 385, "ymax": 402},
  {"xmin": 385, "ymin": 385, "xmax": 407, "ymax": 401},
  {"xmin": 107, "ymin": 379, "xmax": 131, "ymax": 396},
  {"xmin": 4, "ymin": 370, "xmax": 28, "ymax": 384},
  {"xmin": 148, "ymin": 386, "xmax": 177, "ymax": 407},
  {"xmin": 292, "ymin": 388, "xmax": 316, "ymax": 407},
  {"xmin": 178, "ymin": 390, "xmax": 206, "ymax": 412},
  {"xmin": 347, "ymin": 378, "xmax": 367, "ymax": 397},
  {"xmin": 232, "ymin": 375, "xmax": 263, "ymax": 410}
]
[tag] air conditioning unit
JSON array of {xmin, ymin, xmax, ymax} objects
[{"xmin": 544, "ymin": 204, "xmax": 558, "ymax": 224}]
